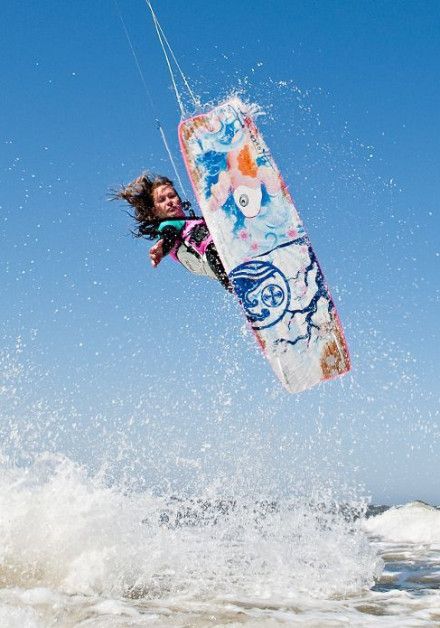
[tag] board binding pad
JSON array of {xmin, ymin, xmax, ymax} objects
[{"xmin": 179, "ymin": 98, "xmax": 350, "ymax": 393}]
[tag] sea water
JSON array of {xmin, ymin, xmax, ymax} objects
[
  {"xmin": 0, "ymin": 454, "xmax": 439, "ymax": 627},
  {"xmin": 0, "ymin": 337, "xmax": 439, "ymax": 627}
]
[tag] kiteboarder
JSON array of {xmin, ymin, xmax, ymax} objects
[{"xmin": 115, "ymin": 172, "xmax": 231, "ymax": 289}]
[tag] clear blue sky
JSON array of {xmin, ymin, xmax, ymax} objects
[{"xmin": 1, "ymin": 0, "xmax": 439, "ymax": 504}]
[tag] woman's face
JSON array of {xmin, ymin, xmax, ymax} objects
[{"xmin": 152, "ymin": 184, "xmax": 184, "ymax": 220}]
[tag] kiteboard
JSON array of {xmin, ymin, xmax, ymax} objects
[{"xmin": 178, "ymin": 97, "xmax": 350, "ymax": 393}]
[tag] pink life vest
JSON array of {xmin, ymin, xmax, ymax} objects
[{"xmin": 161, "ymin": 219, "xmax": 218, "ymax": 279}]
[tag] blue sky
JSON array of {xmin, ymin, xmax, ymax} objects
[{"xmin": 1, "ymin": 0, "xmax": 439, "ymax": 504}]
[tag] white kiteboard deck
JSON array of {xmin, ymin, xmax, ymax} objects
[{"xmin": 179, "ymin": 97, "xmax": 350, "ymax": 393}]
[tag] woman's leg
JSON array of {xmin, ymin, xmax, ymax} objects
[{"xmin": 205, "ymin": 244, "xmax": 233, "ymax": 291}]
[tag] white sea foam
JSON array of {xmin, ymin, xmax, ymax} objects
[
  {"xmin": 363, "ymin": 501, "xmax": 440, "ymax": 544},
  {"xmin": 0, "ymin": 454, "xmax": 378, "ymax": 603}
]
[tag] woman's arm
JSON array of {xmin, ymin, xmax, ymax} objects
[{"xmin": 149, "ymin": 239, "xmax": 165, "ymax": 267}]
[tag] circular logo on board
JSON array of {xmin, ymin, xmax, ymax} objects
[{"xmin": 229, "ymin": 260, "xmax": 290, "ymax": 330}]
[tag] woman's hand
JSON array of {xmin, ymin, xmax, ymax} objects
[{"xmin": 149, "ymin": 239, "xmax": 165, "ymax": 268}]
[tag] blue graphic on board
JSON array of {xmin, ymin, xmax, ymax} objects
[
  {"xmin": 229, "ymin": 260, "xmax": 291, "ymax": 330},
  {"xmin": 192, "ymin": 103, "xmax": 296, "ymax": 251}
]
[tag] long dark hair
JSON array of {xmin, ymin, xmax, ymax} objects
[{"xmin": 113, "ymin": 172, "xmax": 192, "ymax": 239}]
